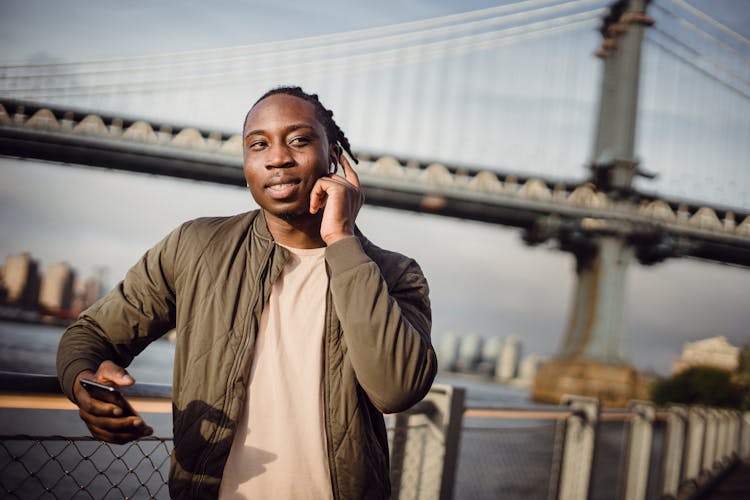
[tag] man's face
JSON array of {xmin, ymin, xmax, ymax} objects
[{"xmin": 243, "ymin": 94, "xmax": 333, "ymax": 220}]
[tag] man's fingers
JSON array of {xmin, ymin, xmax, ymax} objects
[
  {"xmin": 87, "ymin": 421, "xmax": 153, "ymax": 444},
  {"xmin": 339, "ymin": 154, "xmax": 360, "ymax": 188},
  {"xmin": 97, "ymin": 360, "xmax": 135, "ymax": 387},
  {"xmin": 309, "ymin": 179, "xmax": 328, "ymax": 214},
  {"xmin": 81, "ymin": 395, "xmax": 128, "ymax": 417},
  {"xmin": 80, "ymin": 410, "xmax": 145, "ymax": 430},
  {"xmin": 74, "ymin": 363, "xmax": 150, "ymax": 445}
]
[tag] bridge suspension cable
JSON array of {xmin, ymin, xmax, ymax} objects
[
  {"xmin": 644, "ymin": 31, "xmax": 750, "ymax": 100},
  {"xmin": 651, "ymin": 1, "xmax": 750, "ymax": 65},
  {"xmin": 0, "ymin": 0, "xmax": 606, "ymax": 82},
  {"xmin": 670, "ymin": 0, "xmax": 750, "ymax": 47},
  {"xmin": 0, "ymin": 0, "xmax": 605, "ymax": 74},
  {"xmin": 0, "ymin": 7, "xmax": 605, "ymax": 98},
  {"xmin": 636, "ymin": 1, "xmax": 750, "ymax": 209},
  {"xmin": 648, "ymin": 0, "xmax": 750, "ymax": 99}
]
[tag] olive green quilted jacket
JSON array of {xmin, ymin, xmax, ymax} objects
[{"xmin": 57, "ymin": 210, "xmax": 436, "ymax": 499}]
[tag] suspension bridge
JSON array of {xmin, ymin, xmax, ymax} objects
[{"xmin": 1, "ymin": 0, "xmax": 749, "ymax": 400}]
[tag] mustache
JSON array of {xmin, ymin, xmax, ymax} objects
[{"xmin": 263, "ymin": 173, "xmax": 300, "ymax": 187}]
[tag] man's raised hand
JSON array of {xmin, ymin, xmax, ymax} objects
[{"xmin": 310, "ymin": 153, "xmax": 365, "ymax": 245}]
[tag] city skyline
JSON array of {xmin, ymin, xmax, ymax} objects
[{"xmin": 0, "ymin": 249, "xmax": 104, "ymax": 315}]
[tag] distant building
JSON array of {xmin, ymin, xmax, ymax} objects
[
  {"xmin": 455, "ymin": 334, "xmax": 483, "ymax": 373},
  {"xmin": 39, "ymin": 262, "xmax": 76, "ymax": 311},
  {"xmin": 477, "ymin": 337, "xmax": 502, "ymax": 376},
  {"xmin": 437, "ymin": 332, "xmax": 460, "ymax": 372},
  {"xmin": 71, "ymin": 276, "xmax": 104, "ymax": 315},
  {"xmin": 516, "ymin": 353, "xmax": 544, "ymax": 385},
  {"xmin": 1, "ymin": 253, "xmax": 41, "ymax": 309},
  {"xmin": 672, "ymin": 336, "xmax": 740, "ymax": 374},
  {"xmin": 495, "ymin": 335, "xmax": 520, "ymax": 382}
]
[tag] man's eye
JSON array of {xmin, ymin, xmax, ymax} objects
[
  {"xmin": 290, "ymin": 137, "xmax": 310, "ymax": 146},
  {"xmin": 249, "ymin": 141, "xmax": 266, "ymax": 150}
]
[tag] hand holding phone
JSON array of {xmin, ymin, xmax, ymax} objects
[
  {"xmin": 73, "ymin": 361, "xmax": 153, "ymax": 444},
  {"xmin": 80, "ymin": 378, "xmax": 138, "ymax": 417}
]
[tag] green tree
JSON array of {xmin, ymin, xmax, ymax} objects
[
  {"xmin": 650, "ymin": 366, "xmax": 745, "ymax": 409},
  {"xmin": 734, "ymin": 345, "xmax": 750, "ymax": 409}
]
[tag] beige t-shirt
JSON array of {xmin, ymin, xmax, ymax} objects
[{"xmin": 219, "ymin": 245, "xmax": 333, "ymax": 500}]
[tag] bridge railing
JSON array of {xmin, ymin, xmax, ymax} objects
[
  {"xmin": 551, "ymin": 396, "xmax": 749, "ymax": 500},
  {"xmin": 1, "ymin": 372, "xmax": 747, "ymax": 499},
  {"xmin": 0, "ymin": 372, "xmax": 464, "ymax": 500}
]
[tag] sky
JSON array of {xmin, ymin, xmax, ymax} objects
[{"xmin": 0, "ymin": 0, "xmax": 749, "ymax": 376}]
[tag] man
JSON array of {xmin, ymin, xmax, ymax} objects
[{"xmin": 57, "ymin": 86, "xmax": 437, "ymax": 499}]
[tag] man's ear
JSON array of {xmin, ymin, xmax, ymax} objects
[
  {"xmin": 328, "ymin": 143, "xmax": 341, "ymax": 172},
  {"xmin": 329, "ymin": 142, "xmax": 341, "ymax": 163}
]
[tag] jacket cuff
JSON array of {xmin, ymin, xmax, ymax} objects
[
  {"xmin": 325, "ymin": 236, "xmax": 371, "ymax": 274},
  {"xmin": 60, "ymin": 358, "xmax": 100, "ymax": 403}
]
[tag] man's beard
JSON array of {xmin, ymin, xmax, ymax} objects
[{"xmin": 272, "ymin": 206, "xmax": 308, "ymax": 222}]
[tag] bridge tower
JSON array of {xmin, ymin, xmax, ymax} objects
[{"xmin": 532, "ymin": 0, "xmax": 656, "ymax": 407}]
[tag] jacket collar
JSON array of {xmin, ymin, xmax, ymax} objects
[
  {"xmin": 251, "ymin": 209, "xmax": 274, "ymax": 243},
  {"xmin": 251, "ymin": 208, "xmax": 369, "ymax": 249}
]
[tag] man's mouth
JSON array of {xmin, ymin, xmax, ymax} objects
[
  {"xmin": 265, "ymin": 178, "xmax": 301, "ymax": 199},
  {"xmin": 268, "ymin": 182, "xmax": 297, "ymax": 192}
]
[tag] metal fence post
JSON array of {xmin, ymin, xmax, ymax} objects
[
  {"xmin": 557, "ymin": 395, "xmax": 599, "ymax": 500},
  {"xmin": 622, "ymin": 400, "xmax": 655, "ymax": 500},
  {"xmin": 683, "ymin": 406, "xmax": 705, "ymax": 483},
  {"xmin": 660, "ymin": 405, "xmax": 687, "ymax": 499},
  {"xmin": 716, "ymin": 410, "xmax": 730, "ymax": 466},
  {"xmin": 390, "ymin": 384, "xmax": 465, "ymax": 500},
  {"xmin": 714, "ymin": 409, "xmax": 728, "ymax": 468},
  {"xmin": 702, "ymin": 409, "xmax": 718, "ymax": 472},
  {"xmin": 435, "ymin": 385, "xmax": 465, "ymax": 500},
  {"xmin": 741, "ymin": 412, "xmax": 750, "ymax": 460},
  {"xmin": 730, "ymin": 411, "xmax": 741, "ymax": 458}
]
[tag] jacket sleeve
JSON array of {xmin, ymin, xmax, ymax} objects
[
  {"xmin": 325, "ymin": 236, "xmax": 437, "ymax": 414},
  {"xmin": 56, "ymin": 223, "xmax": 185, "ymax": 403}
]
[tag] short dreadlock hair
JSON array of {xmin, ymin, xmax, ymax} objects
[{"xmin": 245, "ymin": 86, "xmax": 358, "ymax": 164}]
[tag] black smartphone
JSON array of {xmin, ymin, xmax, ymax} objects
[{"xmin": 80, "ymin": 378, "xmax": 138, "ymax": 417}]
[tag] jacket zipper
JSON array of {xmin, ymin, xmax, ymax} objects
[
  {"xmin": 193, "ymin": 243, "xmax": 274, "ymax": 495},
  {"xmin": 324, "ymin": 274, "xmax": 340, "ymax": 500}
]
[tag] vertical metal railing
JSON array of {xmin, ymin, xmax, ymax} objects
[
  {"xmin": 660, "ymin": 404, "xmax": 687, "ymax": 498},
  {"xmin": 556, "ymin": 395, "xmax": 600, "ymax": 500},
  {"xmin": 389, "ymin": 384, "xmax": 465, "ymax": 500},
  {"xmin": 622, "ymin": 400, "xmax": 655, "ymax": 500},
  {"xmin": 550, "ymin": 397, "xmax": 747, "ymax": 500}
]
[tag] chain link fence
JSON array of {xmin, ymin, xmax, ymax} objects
[
  {"xmin": 389, "ymin": 419, "xmax": 446, "ymax": 499},
  {"xmin": 0, "ymin": 379, "xmax": 463, "ymax": 499},
  {"xmin": 588, "ymin": 420, "xmax": 628, "ymax": 499},
  {"xmin": 2, "ymin": 420, "xmax": 560, "ymax": 500},
  {"xmin": 455, "ymin": 419, "xmax": 563, "ymax": 500},
  {"xmin": 2, "ymin": 420, "xmax": 448, "ymax": 499},
  {"xmin": 0, "ymin": 435, "xmax": 172, "ymax": 499},
  {"xmin": 645, "ymin": 419, "xmax": 667, "ymax": 500}
]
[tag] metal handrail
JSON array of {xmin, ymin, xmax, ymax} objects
[{"xmin": 0, "ymin": 370, "xmax": 172, "ymax": 399}]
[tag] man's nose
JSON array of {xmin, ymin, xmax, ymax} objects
[{"xmin": 266, "ymin": 143, "xmax": 294, "ymax": 169}]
